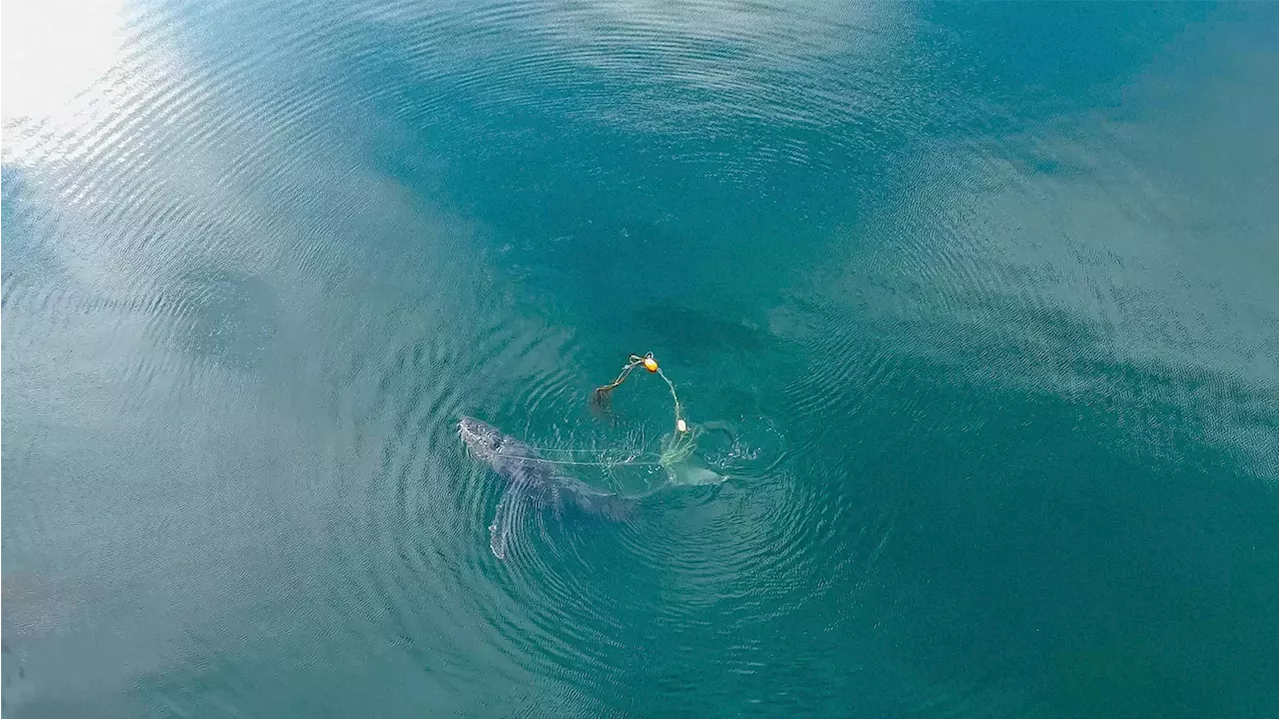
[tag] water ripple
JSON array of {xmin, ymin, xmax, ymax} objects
[{"xmin": 4, "ymin": 0, "xmax": 1274, "ymax": 716}]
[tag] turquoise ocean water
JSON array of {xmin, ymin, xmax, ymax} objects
[{"xmin": 2, "ymin": 1, "xmax": 1276, "ymax": 716}]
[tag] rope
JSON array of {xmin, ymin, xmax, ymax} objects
[
  {"xmin": 592, "ymin": 354, "xmax": 645, "ymax": 396},
  {"xmin": 656, "ymin": 367, "xmax": 684, "ymax": 425},
  {"xmin": 592, "ymin": 352, "xmax": 687, "ymax": 435},
  {"xmin": 492, "ymin": 454, "xmax": 665, "ymax": 468}
]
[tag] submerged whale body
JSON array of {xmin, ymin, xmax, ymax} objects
[{"xmin": 459, "ymin": 417, "xmax": 634, "ymax": 559}]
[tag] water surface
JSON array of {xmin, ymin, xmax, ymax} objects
[{"xmin": 3, "ymin": 1, "xmax": 1276, "ymax": 717}]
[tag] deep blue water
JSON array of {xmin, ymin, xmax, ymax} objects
[{"xmin": 2, "ymin": 1, "xmax": 1276, "ymax": 717}]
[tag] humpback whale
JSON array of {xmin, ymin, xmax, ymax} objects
[{"xmin": 459, "ymin": 417, "xmax": 634, "ymax": 559}]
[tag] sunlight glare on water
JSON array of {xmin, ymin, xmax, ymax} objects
[{"xmin": 2, "ymin": 1, "xmax": 1275, "ymax": 717}]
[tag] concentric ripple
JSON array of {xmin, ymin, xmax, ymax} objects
[{"xmin": 4, "ymin": 0, "xmax": 1276, "ymax": 717}]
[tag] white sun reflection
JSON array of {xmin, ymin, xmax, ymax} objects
[{"xmin": 1, "ymin": 0, "xmax": 129, "ymax": 124}]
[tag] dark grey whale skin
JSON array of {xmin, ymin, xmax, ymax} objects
[{"xmin": 459, "ymin": 417, "xmax": 633, "ymax": 558}]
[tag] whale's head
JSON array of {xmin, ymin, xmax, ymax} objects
[{"xmin": 459, "ymin": 417, "xmax": 507, "ymax": 462}]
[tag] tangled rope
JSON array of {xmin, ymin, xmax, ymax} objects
[{"xmin": 592, "ymin": 352, "xmax": 688, "ymax": 434}]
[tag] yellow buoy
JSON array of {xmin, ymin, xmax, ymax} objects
[{"xmin": 643, "ymin": 357, "xmax": 659, "ymax": 372}]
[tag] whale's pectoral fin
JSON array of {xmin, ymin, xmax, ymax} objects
[{"xmin": 489, "ymin": 483, "xmax": 526, "ymax": 560}]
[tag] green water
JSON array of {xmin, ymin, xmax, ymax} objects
[{"xmin": 2, "ymin": 1, "xmax": 1275, "ymax": 716}]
